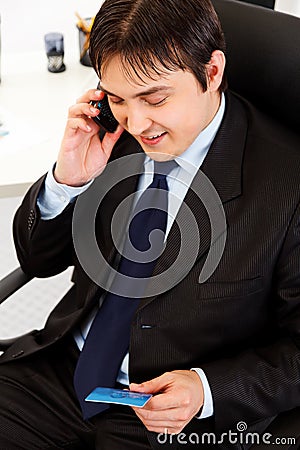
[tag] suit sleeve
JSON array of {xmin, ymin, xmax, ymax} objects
[
  {"xmin": 201, "ymin": 200, "xmax": 300, "ymax": 433},
  {"xmin": 13, "ymin": 174, "xmax": 75, "ymax": 278}
]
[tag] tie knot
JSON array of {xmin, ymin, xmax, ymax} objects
[{"xmin": 153, "ymin": 159, "xmax": 178, "ymax": 178}]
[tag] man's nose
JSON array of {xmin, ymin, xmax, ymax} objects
[{"xmin": 125, "ymin": 107, "xmax": 152, "ymax": 136}]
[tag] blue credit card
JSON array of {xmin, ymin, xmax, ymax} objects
[{"xmin": 85, "ymin": 387, "xmax": 152, "ymax": 407}]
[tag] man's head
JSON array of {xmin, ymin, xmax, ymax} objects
[{"xmin": 89, "ymin": 0, "xmax": 227, "ymax": 159}]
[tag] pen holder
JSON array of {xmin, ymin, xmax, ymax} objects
[
  {"xmin": 44, "ymin": 32, "xmax": 66, "ymax": 73},
  {"xmin": 77, "ymin": 17, "xmax": 93, "ymax": 67}
]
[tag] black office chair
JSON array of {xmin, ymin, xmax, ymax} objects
[
  {"xmin": 238, "ymin": 0, "xmax": 275, "ymax": 9},
  {"xmin": 0, "ymin": 268, "xmax": 33, "ymax": 348},
  {"xmin": 212, "ymin": 0, "xmax": 300, "ymax": 133},
  {"xmin": 0, "ymin": 1, "xmax": 300, "ymax": 444}
]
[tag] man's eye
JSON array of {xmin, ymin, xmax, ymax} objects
[
  {"xmin": 109, "ymin": 96, "xmax": 123, "ymax": 104},
  {"xmin": 147, "ymin": 97, "xmax": 167, "ymax": 106}
]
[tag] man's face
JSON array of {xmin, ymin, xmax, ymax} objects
[{"xmin": 100, "ymin": 55, "xmax": 221, "ymax": 160}]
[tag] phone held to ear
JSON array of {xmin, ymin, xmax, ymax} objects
[{"xmin": 90, "ymin": 94, "xmax": 119, "ymax": 133}]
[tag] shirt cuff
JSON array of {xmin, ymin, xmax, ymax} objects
[
  {"xmin": 190, "ymin": 368, "xmax": 214, "ymax": 419},
  {"xmin": 37, "ymin": 166, "xmax": 94, "ymax": 220}
]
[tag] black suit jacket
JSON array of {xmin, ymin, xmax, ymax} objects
[{"xmin": 3, "ymin": 91, "xmax": 300, "ymax": 446}]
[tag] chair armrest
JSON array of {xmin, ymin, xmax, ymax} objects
[
  {"xmin": 0, "ymin": 337, "xmax": 22, "ymax": 351},
  {"xmin": 0, "ymin": 267, "xmax": 33, "ymax": 305},
  {"xmin": 0, "ymin": 267, "xmax": 33, "ymax": 351}
]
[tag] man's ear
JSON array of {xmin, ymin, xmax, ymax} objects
[{"xmin": 206, "ymin": 50, "xmax": 226, "ymax": 92}]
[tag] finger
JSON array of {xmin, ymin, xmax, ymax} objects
[
  {"xmin": 143, "ymin": 395, "xmax": 182, "ymax": 412},
  {"xmin": 141, "ymin": 423, "xmax": 179, "ymax": 434},
  {"xmin": 132, "ymin": 406, "xmax": 181, "ymax": 422},
  {"xmin": 133, "ymin": 398, "xmax": 191, "ymax": 422},
  {"xmin": 76, "ymin": 88, "xmax": 104, "ymax": 105},
  {"xmin": 141, "ymin": 423, "xmax": 182, "ymax": 434},
  {"xmin": 130, "ymin": 372, "xmax": 173, "ymax": 394},
  {"xmin": 64, "ymin": 117, "xmax": 94, "ymax": 134},
  {"xmin": 133, "ymin": 410, "xmax": 184, "ymax": 434},
  {"xmin": 143, "ymin": 421, "xmax": 185, "ymax": 432},
  {"xmin": 68, "ymin": 103, "xmax": 101, "ymax": 120}
]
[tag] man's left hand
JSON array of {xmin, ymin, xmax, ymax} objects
[{"xmin": 130, "ymin": 370, "xmax": 204, "ymax": 434}]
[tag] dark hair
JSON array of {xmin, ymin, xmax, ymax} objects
[{"xmin": 89, "ymin": 0, "xmax": 227, "ymax": 92}]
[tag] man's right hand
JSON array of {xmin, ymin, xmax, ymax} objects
[{"xmin": 54, "ymin": 89, "xmax": 124, "ymax": 187}]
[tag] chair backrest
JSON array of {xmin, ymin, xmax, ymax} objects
[
  {"xmin": 239, "ymin": 0, "xmax": 274, "ymax": 8},
  {"xmin": 212, "ymin": 0, "xmax": 300, "ymax": 134}
]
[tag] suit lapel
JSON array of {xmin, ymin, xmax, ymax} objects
[{"xmin": 201, "ymin": 91, "xmax": 247, "ymax": 204}]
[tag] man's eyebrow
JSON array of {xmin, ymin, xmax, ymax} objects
[{"xmin": 100, "ymin": 85, "xmax": 173, "ymax": 99}]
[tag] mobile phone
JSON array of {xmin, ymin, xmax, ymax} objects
[{"xmin": 90, "ymin": 93, "xmax": 119, "ymax": 133}]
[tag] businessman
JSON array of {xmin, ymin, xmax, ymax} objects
[{"xmin": 0, "ymin": 0, "xmax": 300, "ymax": 449}]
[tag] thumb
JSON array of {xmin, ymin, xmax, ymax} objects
[
  {"xmin": 130, "ymin": 373, "xmax": 169, "ymax": 394},
  {"xmin": 102, "ymin": 124, "xmax": 124, "ymax": 157}
]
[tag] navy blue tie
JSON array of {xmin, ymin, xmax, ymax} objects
[{"xmin": 74, "ymin": 160, "xmax": 177, "ymax": 419}]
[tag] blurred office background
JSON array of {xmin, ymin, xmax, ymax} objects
[
  {"xmin": 0, "ymin": 0, "xmax": 299, "ymax": 339},
  {"xmin": 0, "ymin": 0, "xmax": 102, "ymax": 340},
  {"xmin": 245, "ymin": 0, "xmax": 300, "ymax": 13}
]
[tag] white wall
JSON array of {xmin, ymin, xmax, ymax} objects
[
  {"xmin": 1, "ymin": 0, "xmax": 299, "ymax": 60},
  {"xmin": 275, "ymin": 0, "xmax": 300, "ymax": 17},
  {"xmin": 1, "ymin": 0, "xmax": 104, "ymax": 56}
]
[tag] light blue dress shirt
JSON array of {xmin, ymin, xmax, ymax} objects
[{"xmin": 37, "ymin": 93, "xmax": 225, "ymax": 419}]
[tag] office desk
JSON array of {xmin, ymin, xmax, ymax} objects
[
  {"xmin": 0, "ymin": 49, "xmax": 98, "ymax": 195},
  {"xmin": 0, "ymin": 0, "xmax": 102, "ymax": 195}
]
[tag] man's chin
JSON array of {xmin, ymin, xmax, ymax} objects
[{"xmin": 143, "ymin": 150, "xmax": 177, "ymax": 162}]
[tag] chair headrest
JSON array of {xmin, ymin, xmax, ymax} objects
[{"xmin": 212, "ymin": 0, "xmax": 300, "ymax": 134}]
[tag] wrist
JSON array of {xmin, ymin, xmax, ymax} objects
[
  {"xmin": 190, "ymin": 369, "xmax": 204, "ymax": 411},
  {"xmin": 53, "ymin": 166, "xmax": 90, "ymax": 187},
  {"xmin": 190, "ymin": 368, "xmax": 214, "ymax": 419}
]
